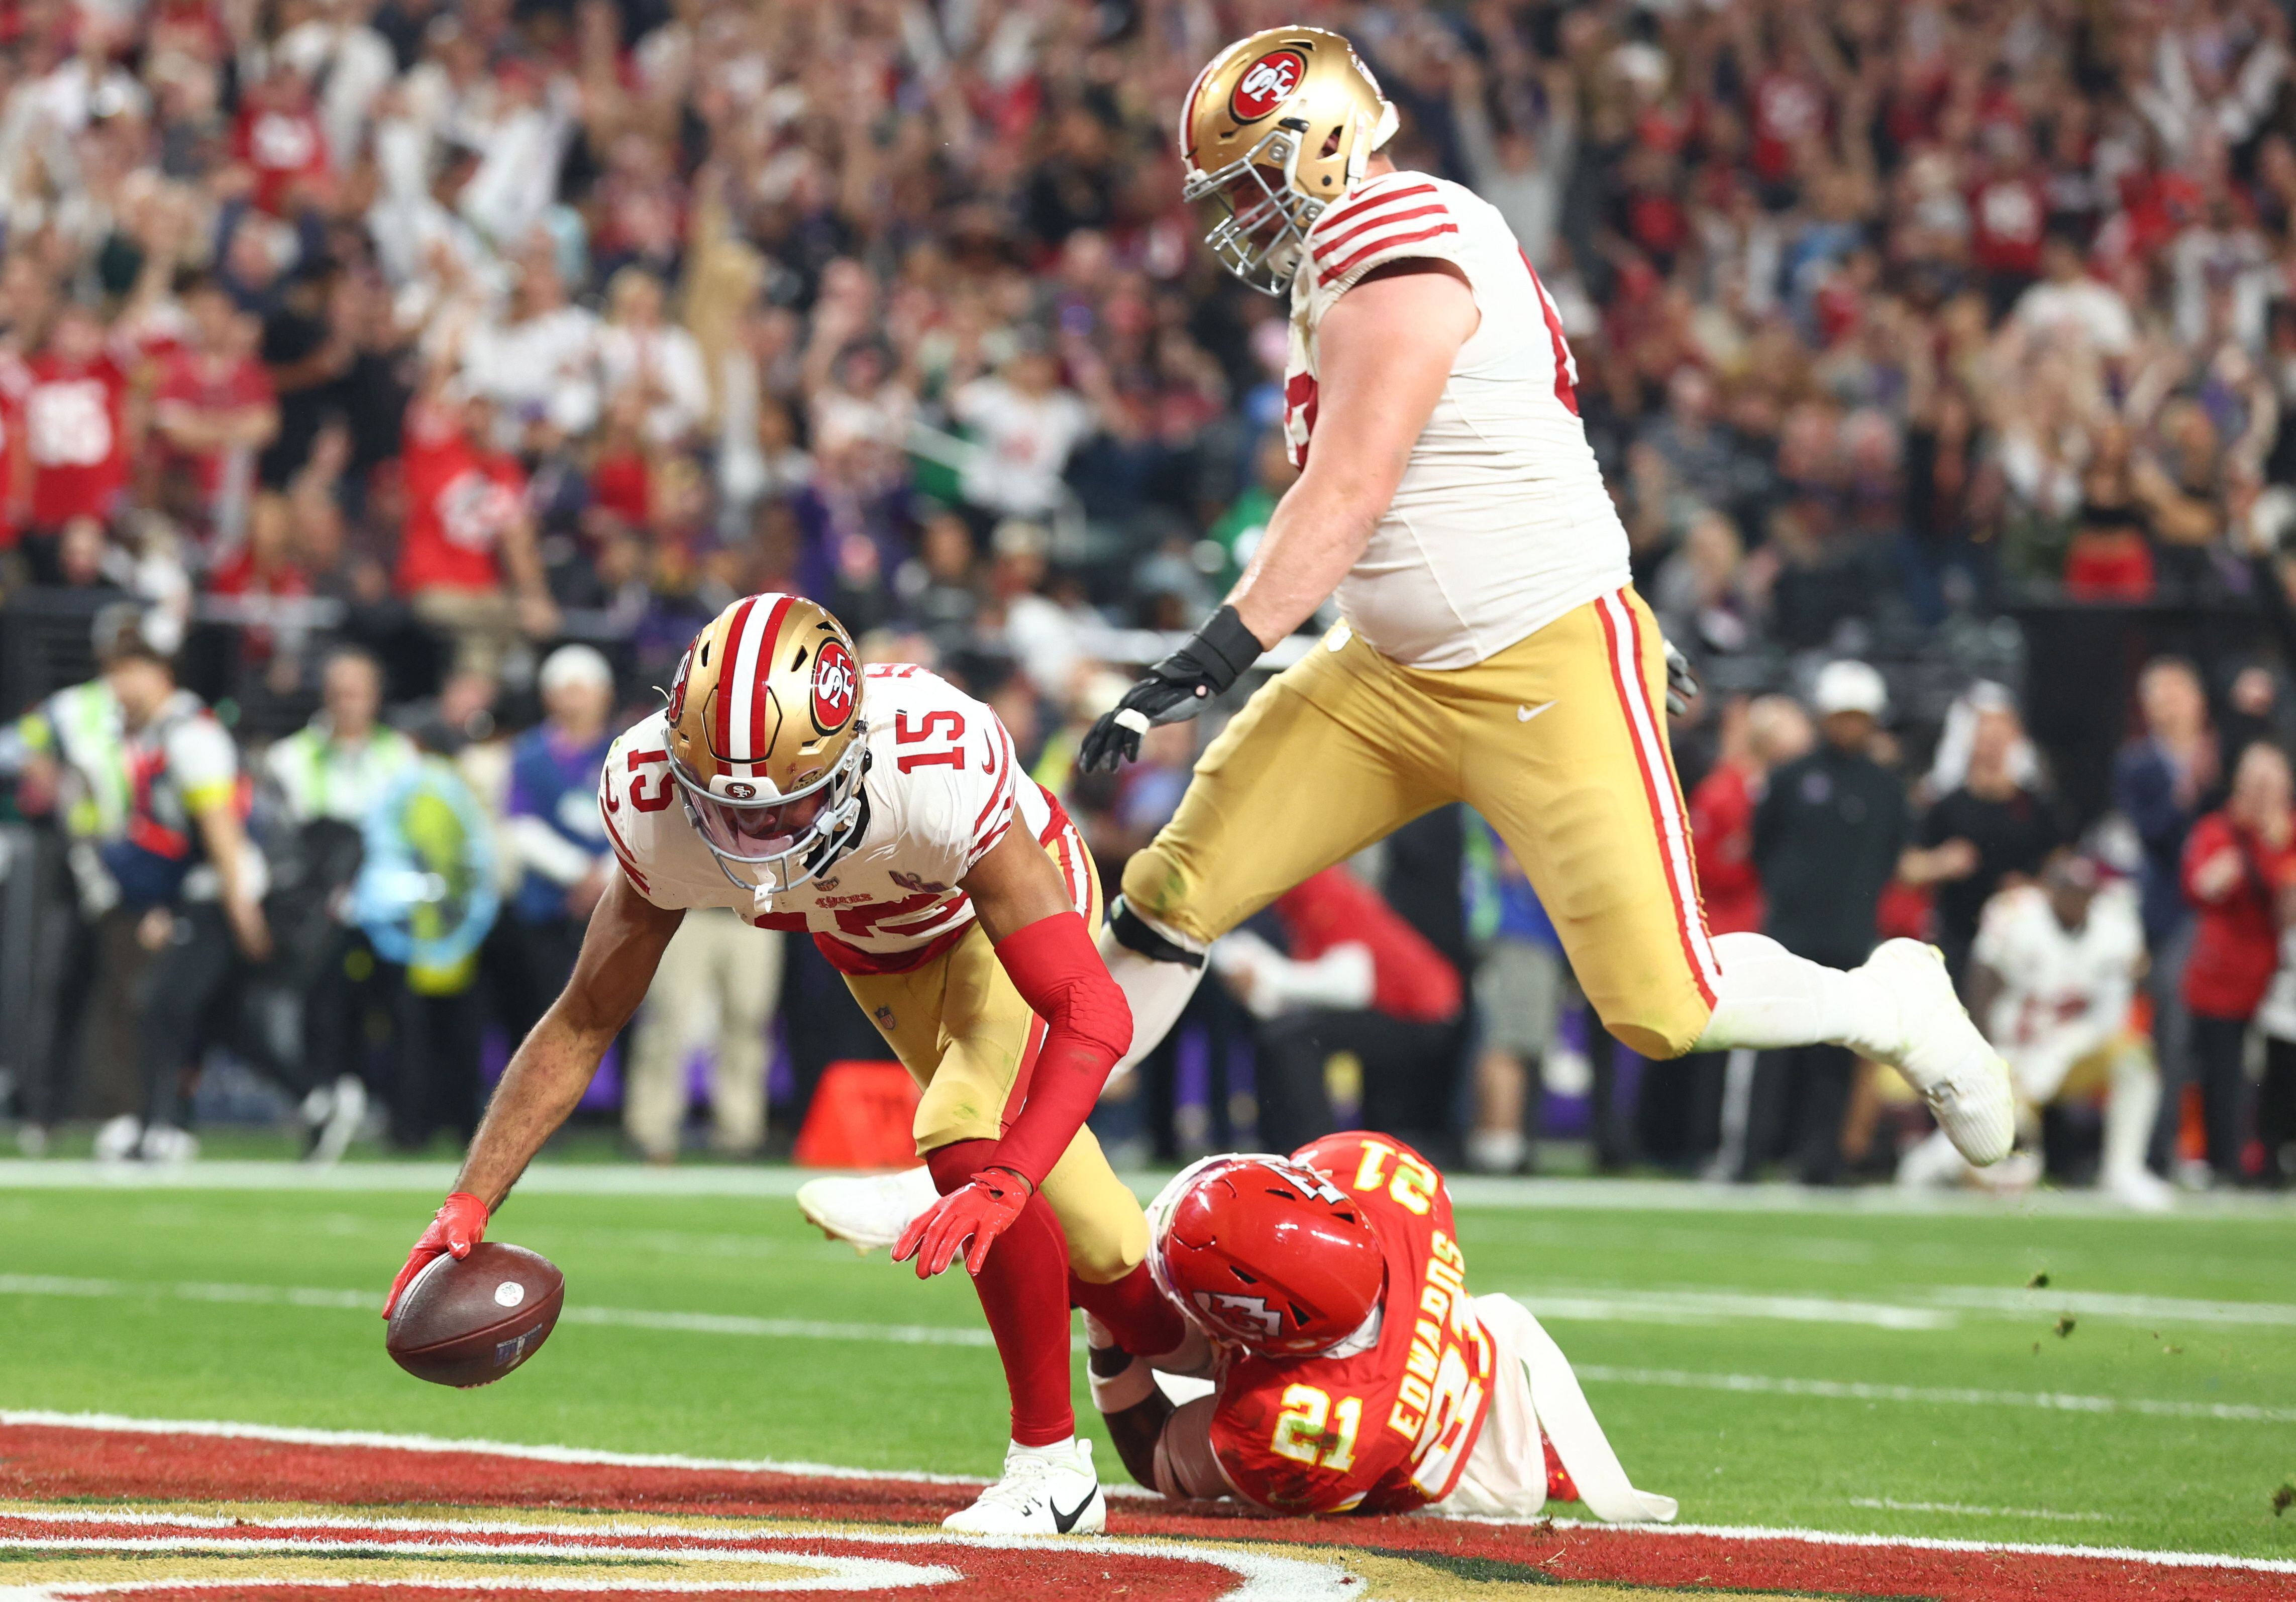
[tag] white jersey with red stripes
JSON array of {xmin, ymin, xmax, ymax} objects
[
  {"xmin": 1284, "ymin": 169, "xmax": 1630, "ymax": 670},
  {"xmin": 599, "ymin": 663, "xmax": 1065, "ymax": 973}
]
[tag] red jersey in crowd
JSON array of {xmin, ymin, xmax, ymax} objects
[
  {"xmin": 395, "ymin": 400, "xmax": 528, "ymax": 595},
  {"xmin": 234, "ymin": 96, "xmax": 328, "ymax": 214},
  {"xmin": 1270, "ymin": 867, "xmax": 1462, "ymax": 1025},
  {"xmin": 1970, "ymin": 174, "xmax": 2048, "ymax": 277},
  {"xmin": 2179, "ymin": 811, "xmax": 2296, "ymax": 1020},
  {"xmin": 1750, "ymin": 69, "xmax": 1826, "ymax": 182},
  {"xmin": 1204, "ymin": 1132, "xmax": 1496, "ymax": 1514},
  {"xmin": 1688, "ymin": 760, "xmax": 1763, "ymax": 936},
  {"xmin": 154, "ymin": 348, "xmax": 273, "ymax": 497},
  {"xmin": 24, "ymin": 351, "xmax": 129, "ymax": 527}
]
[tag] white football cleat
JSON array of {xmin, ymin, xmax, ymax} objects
[
  {"xmin": 2104, "ymin": 1164, "xmax": 2175, "ymax": 1213},
  {"xmin": 137, "ymin": 1124, "xmax": 198, "ymax": 1165},
  {"xmin": 795, "ymin": 1165, "xmax": 940, "ymax": 1254},
  {"xmin": 1859, "ymin": 939, "xmax": 2016, "ymax": 1166},
  {"xmin": 93, "ymin": 1114, "xmax": 143, "ymax": 1163},
  {"xmin": 942, "ymin": 1438, "xmax": 1105, "ymax": 1535},
  {"xmin": 305, "ymin": 1075, "xmax": 366, "ymax": 1166}
]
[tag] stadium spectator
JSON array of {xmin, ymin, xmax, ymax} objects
[
  {"xmin": 2114, "ymin": 657, "xmax": 2220, "ymax": 1170},
  {"xmin": 6, "ymin": 614, "xmax": 136, "ymax": 1155},
  {"xmin": 96, "ymin": 619, "xmax": 274, "ymax": 1165},
  {"xmin": 1743, "ymin": 662, "xmax": 1909, "ymax": 1185},
  {"xmin": 2180, "ymin": 741, "xmax": 2296, "ymax": 1186},
  {"xmin": 1692, "ymin": 694, "xmax": 1813, "ymax": 1181},
  {"xmin": 490, "ymin": 644, "xmax": 616, "ymax": 1048},
  {"xmin": 1460, "ymin": 812, "xmax": 1564, "ymax": 1176},
  {"xmin": 350, "ymin": 714, "xmax": 498, "ymax": 1151},
  {"xmin": 623, "ymin": 913, "xmax": 783, "ymax": 1164},
  {"xmin": 1901, "ymin": 688, "xmax": 2065, "ymax": 984},
  {"xmin": 264, "ymin": 646, "xmax": 415, "ymax": 1160}
]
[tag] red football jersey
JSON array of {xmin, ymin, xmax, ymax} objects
[
  {"xmin": 1205, "ymin": 1133, "xmax": 1495, "ymax": 1514},
  {"xmin": 395, "ymin": 401, "xmax": 527, "ymax": 595},
  {"xmin": 24, "ymin": 354, "xmax": 128, "ymax": 527}
]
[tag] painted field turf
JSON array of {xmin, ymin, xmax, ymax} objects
[{"xmin": 2, "ymin": 1178, "xmax": 2292, "ymax": 1569}]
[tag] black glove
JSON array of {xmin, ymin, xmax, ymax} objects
[
  {"xmin": 1079, "ymin": 605, "xmax": 1264, "ymax": 772},
  {"xmin": 1663, "ymin": 639, "xmax": 1700, "ymax": 717}
]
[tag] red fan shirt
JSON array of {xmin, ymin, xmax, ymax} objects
[
  {"xmin": 395, "ymin": 401, "xmax": 528, "ymax": 595},
  {"xmin": 154, "ymin": 349, "xmax": 273, "ymax": 497},
  {"xmin": 1204, "ymin": 1132, "xmax": 1496, "ymax": 1515},
  {"xmin": 24, "ymin": 353, "xmax": 128, "ymax": 527}
]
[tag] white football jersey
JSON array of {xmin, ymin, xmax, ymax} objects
[
  {"xmin": 1284, "ymin": 169, "xmax": 1630, "ymax": 670},
  {"xmin": 599, "ymin": 664, "xmax": 1074, "ymax": 973},
  {"xmin": 1971, "ymin": 883, "xmax": 2143, "ymax": 1096}
]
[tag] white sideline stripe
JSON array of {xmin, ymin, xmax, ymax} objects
[
  {"xmin": 1571, "ymin": 1364, "xmax": 2296, "ymax": 1424},
  {"xmin": 1514, "ymin": 1288, "xmax": 1954, "ymax": 1331},
  {"xmin": 1847, "ymin": 1497, "xmax": 2112, "ymax": 1523},
  {"xmin": 3, "ymin": 1416, "xmax": 2292, "ymax": 1580},
  {"xmin": 1925, "ymin": 1285, "xmax": 2296, "ymax": 1327},
  {"xmin": 8, "ymin": 1158, "xmax": 2296, "ymax": 1219}
]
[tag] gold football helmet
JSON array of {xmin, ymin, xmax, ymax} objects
[
  {"xmin": 664, "ymin": 592, "xmax": 867, "ymax": 891},
  {"xmin": 1178, "ymin": 26, "xmax": 1399, "ymax": 294}
]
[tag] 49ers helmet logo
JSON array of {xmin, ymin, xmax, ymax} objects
[
  {"xmin": 810, "ymin": 639, "xmax": 858, "ymax": 732},
  {"xmin": 666, "ymin": 645, "xmax": 693, "ymax": 725},
  {"xmin": 1230, "ymin": 48, "xmax": 1304, "ymax": 122}
]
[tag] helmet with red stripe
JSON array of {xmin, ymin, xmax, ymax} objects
[
  {"xmin": 1146, "ymin": 1153, "xmax": 1386, "ymax": 1356},
  {"xmin": 665, "ymin": 592, "xmax": 866, "ymax": 891},
  {"xmin": 1178, "ymin": 27, "xmax": 1397, "ymax": 294}
]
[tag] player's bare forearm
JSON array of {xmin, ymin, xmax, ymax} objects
[
  {"xmin": 455, "ymin": 873, "xmax": 683, "ymax": 1207},
  {"xmin": 962, "ymin": 824, "xmax": 1078, "ymax": 941},
  {"xmin": 1225, "ymin": 264, "xmax": 1478, "ymax": 644}
]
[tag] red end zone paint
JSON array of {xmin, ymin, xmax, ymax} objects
[{"xmin": 2, "ymin": 1419, "xmax": 2290, "ymax": 1601}]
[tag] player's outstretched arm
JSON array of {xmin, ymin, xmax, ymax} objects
[
  {"xmin": 1079, "ymin": 263, "xmax": 1475, "ymax": 771},
  {"xmin": 459, "ymin": 872, "xmax": 684, "ymax": 1205},
  {"xmin": 383, "ymin": 873, "xmax": 683, "ymax": 1316}
]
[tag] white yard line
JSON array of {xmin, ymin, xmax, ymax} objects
[
  {"xmin": 1513, "ymin": 1288, "xmax": 1956, "ymax": 1330},
  {"xmin": 3, "ymin": 1413, "xmax": 2293, "ymax": 1578},
  {"xmin": 1569, "ymin": 1363, "xmax": 2296, "ymax": 1423},
  {"xmin": 1846, "ymin": 1497, "xmax": 2113, "ymax": 1522}
]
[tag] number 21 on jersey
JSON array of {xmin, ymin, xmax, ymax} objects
[{"xmin": 1271, "ymin": 1383, "xmax": 1362, "ymax": 1472}]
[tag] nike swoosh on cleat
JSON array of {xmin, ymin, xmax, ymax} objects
[
  {"xmin": 1050, "ymin": 1486, "xmax": 1098, "ymax": 1533},
  {"xmin": 1517, "ymin": 701, "xmax": 1555, "ymax": 722}
]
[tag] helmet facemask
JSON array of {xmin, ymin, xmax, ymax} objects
[
  {"xmin": 672, "ymin": 726, "xmax": 868, "ymax": 894},
  {"xmin": 1185, "ymin": 123, "xmax": 1325, "ymax": 296}
]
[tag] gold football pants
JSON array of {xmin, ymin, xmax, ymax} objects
[
  {"xmin": 844, "ymin": 818, "xmax": 1146, "ymax": 1284},
  {"xmin": 1122, "ymin": 587, "xmax": 1721, "ymax": 1059}
]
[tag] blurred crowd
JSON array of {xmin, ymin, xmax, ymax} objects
[{"xmin": 7, "ymin": 0, "xmax": 2296, "ymax": 1186}]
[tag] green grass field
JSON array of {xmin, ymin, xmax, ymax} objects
[{"xmin": 4, "ymin": 1165, "xmax": 2294, "ymax": 1565}]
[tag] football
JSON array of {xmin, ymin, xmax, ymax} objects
[{"xmin": 384, "ymin": 1242, "xmax": 565, "ymax": 1388}]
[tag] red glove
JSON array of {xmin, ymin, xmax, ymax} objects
[
  {"xmin": 382, "ymin": 1191, "xmax": 489, "ymax": 1319},
  {"xmin": 892, "ymin": 1167, "xmax": 1031, "ymax": 1279}
]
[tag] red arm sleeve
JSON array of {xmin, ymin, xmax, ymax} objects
[{"xmin": 989, "ymin": 910, "xmax": 1132, "ymax": 1189}]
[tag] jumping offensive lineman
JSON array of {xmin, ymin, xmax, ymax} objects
[
  {"xmin": 1081, "ymin": 27, "xmax": 2016, "ymax": 1161},
  {"xmin": 383, "ymin": 595, "xmax": 1194, "ymax": 1534},
  {"xmin": 1088, "ymin": 1133, "xmax": 1673, "ymax": 1522}
]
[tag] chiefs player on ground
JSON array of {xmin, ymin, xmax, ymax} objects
[
  {"xmin": 383, "ymin": 594, "xmax": 1192, "ymax": 1534},
  {"xmin": 1087, "ymin": 1132, "xmax": 1673, "ymax": 1521},
  {"xmin": 1080, "ymin": 27, "xmax": 2015, "ymax": 1168}
]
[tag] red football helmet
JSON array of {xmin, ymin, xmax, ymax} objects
[{"xmin": 1147, "ymin": 1154, "xmax": 1386, "ymax": 1356}]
